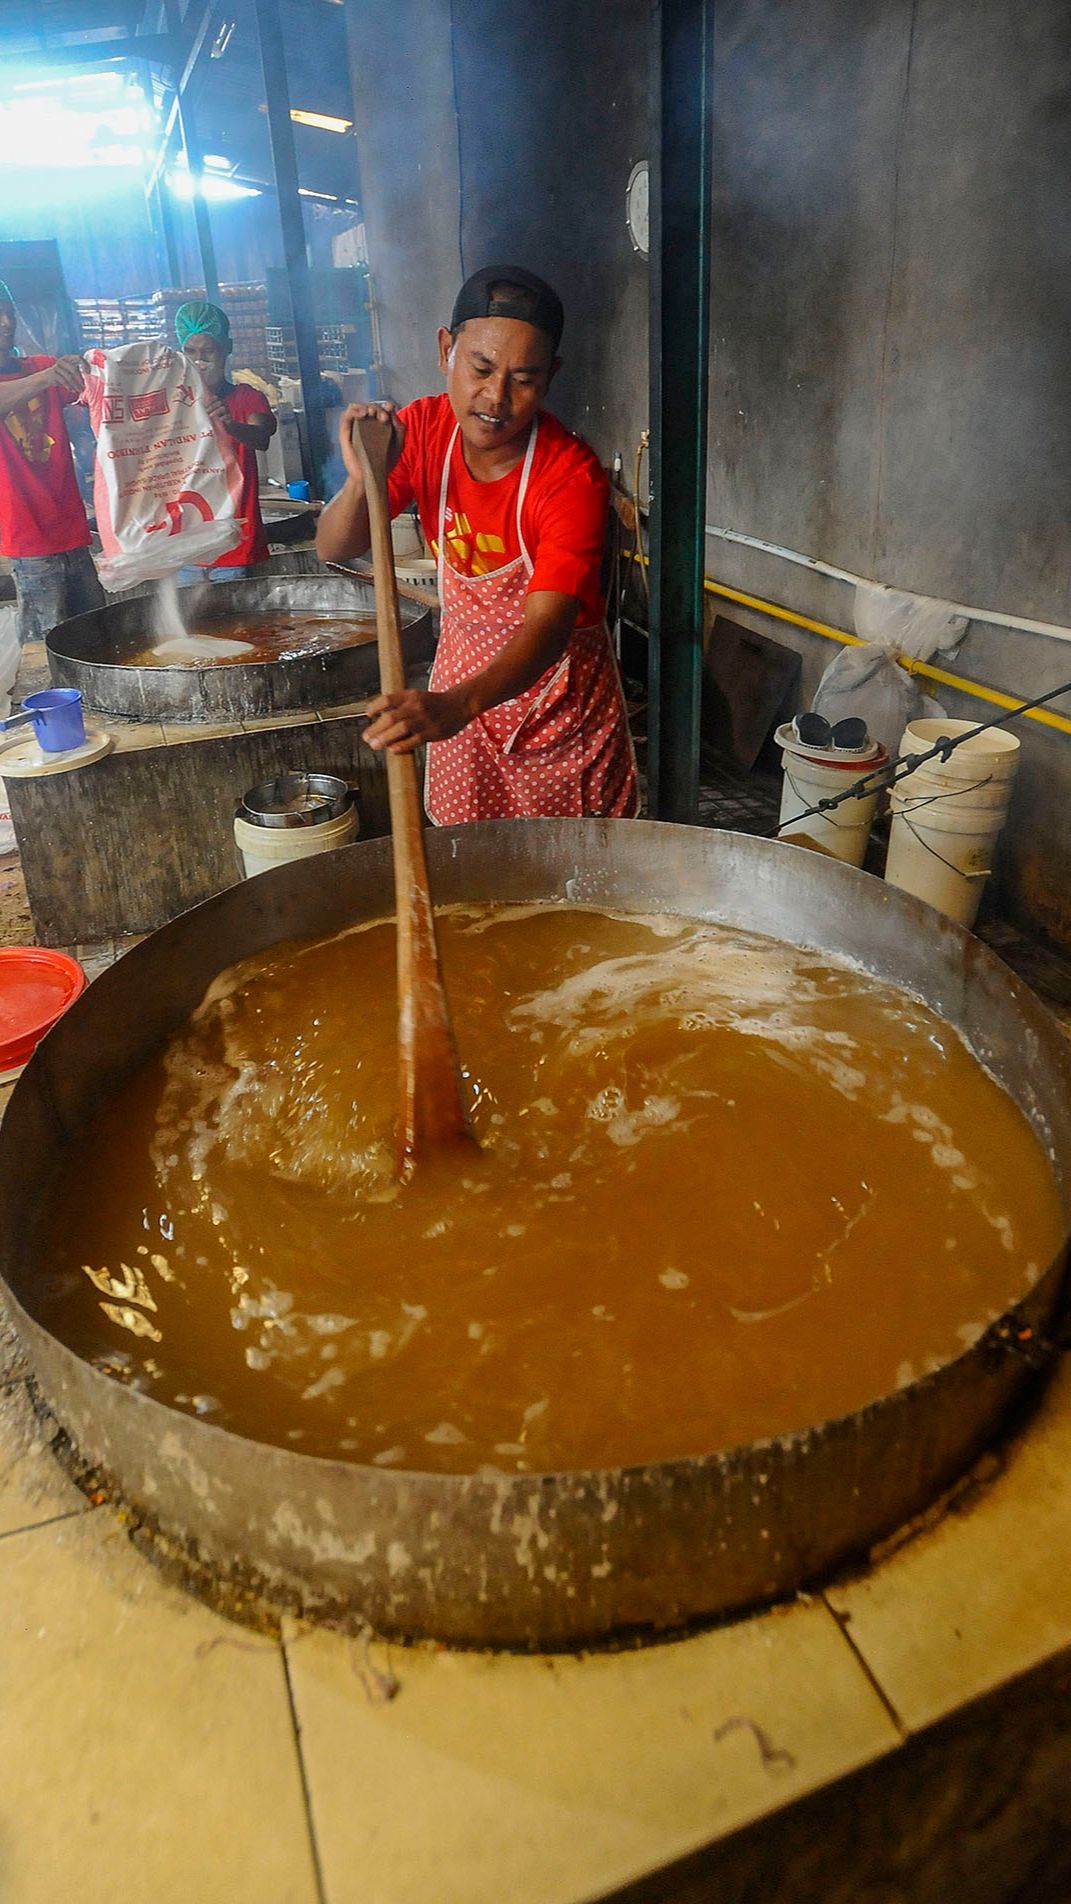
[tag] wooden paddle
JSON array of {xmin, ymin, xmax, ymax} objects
[{"xmin": 351, "ymin": 411, "xmax": 476, "ymax": 1175}]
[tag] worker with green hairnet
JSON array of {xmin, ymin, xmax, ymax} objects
[
  {"xmin": 0, "ymin": 278, "xmax": 103, "ymax": 644},
  {"xmin": 174, "ymin": 299, "xmax": 277, "ymax": 584}
]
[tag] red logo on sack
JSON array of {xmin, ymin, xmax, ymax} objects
[
  {"xmin": 129, "ymin": 389, "xmax": 170, "ymax": 422},
  {"xmin": 102, "ymin": 395, "xmax": 125, "ymax": 423},
  {"xmin": 165, "ymin": 490, "xmax": 215, "ymax": 532},
  {"xmin": 175, "ymin": 382, "xmax": 196, "ymax": 405}
]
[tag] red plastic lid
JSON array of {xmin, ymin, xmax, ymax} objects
[{"xmin": 0, "ymin": 948, "xmax": 86, "ymax": 1071}]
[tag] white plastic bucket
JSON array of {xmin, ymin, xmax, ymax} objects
[
  {"xmin": 393, "ymin": 555, "xmax": 438, "ymax": 599},
  {"xmin": 391, "ymin": 514, "xmax": 423, "ymax": 559},
  {"xmin": 897, "ymin": 718, "xmax": 1020, "ymax": 786},
  {"xmin": 234, "ymin": 804, "xmax": 358, "ymax": 880},
  {"xmin": 884, "ymin": 719, "xmax": 1020, "ymax": 928},
  {"xmin": 776, "ymin": 725, "xmax": 887, "ymax": 866}
]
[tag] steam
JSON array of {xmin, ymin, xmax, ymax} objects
[{"xmin": 152, "ymin": 574, "xmax": 188, "ymax": 644}]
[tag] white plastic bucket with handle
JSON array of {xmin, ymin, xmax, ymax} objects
[
  {"xmin": 234, "ymin": 804, "xmax": 357, "ymax": 878},
  {"xmin": 884, "ymin": 718, "xmax": 1020, "ymax": 928},
  {"xmin": 234, "ymin": 773, "xmax": 358, "ymax": 880},
  {"xmin": 775, "ymin": 724, "xmax": 887, "ymax": 866}
]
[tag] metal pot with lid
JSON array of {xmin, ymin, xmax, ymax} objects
[{"xmin": 237, "ymin": 773, "xmax": 353, "ymax": 829}]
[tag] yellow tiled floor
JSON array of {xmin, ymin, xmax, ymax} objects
[
  {"xmin": 108, "ymin": 718, "xmax": 168, "ymax": 753},
  {"xmin": 0, "ymin": 1380, "xmax": 87, "ymax": 1538},
  {"xmin": 827, "ymin": 1356, "xmax": 1071, "ymax": 1734},
  {"xmin": 0, "ymin": 1508, "xmax": 319, "ymax": 1904},
  {"xmin": 235, "ymin": 708, "xmax": 320, "ymax": 733},
  {"xmin": 283, "ymin": 1604, "xmax": 899, "ymax": 1904},
  {"xmin": 159, "ymin": 718, "xmax": 244, "ymax": 745}
]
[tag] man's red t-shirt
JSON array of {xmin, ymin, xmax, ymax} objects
[
  {"xmin": 387, "ymin": 393, "xmax": 608, "ymax": 627},
  {"xmin": 0, "ymin": 357, "xmax": 90, "ymax": 560},
  {"xmin": 211, "ymin": 381, "xmax": 273, "ymax": 568}
]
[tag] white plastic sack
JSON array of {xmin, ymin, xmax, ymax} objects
[
  {"xmin": 811, "ymin": 580, "xmax": 969, "ymax": 759},
  {"xmin": 853, "ymin": 580, "xmax": 969, "ymax": 661},
  {"xmin": 0, "ymin": 599, "xmax": 18, "ymax": 721},
  {"xmin": 83, "ymin": 343, "xmax": 244, "ymax": 590}
]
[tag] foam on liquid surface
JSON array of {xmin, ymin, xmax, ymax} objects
[{"xmin": 31, "ymin": 906, "xmax": 1063, "ymax": 1473}]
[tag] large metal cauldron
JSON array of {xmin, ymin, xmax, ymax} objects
[
  {"xmin": 45, "ymin": 573, "xmax": 435, "ymax": 724},
  {"xmin": 1, "ymin": 823, "xmax": 1069, "ymax": 1649}
]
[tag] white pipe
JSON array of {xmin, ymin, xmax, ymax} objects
[{"xmin": 703, "ymin": 523, "xmax": 1071, "ymax": 648}]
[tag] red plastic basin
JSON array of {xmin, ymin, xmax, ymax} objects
[{"xmin": 0, "ymin": 948, "xmax": 87, "ymax": 1072}]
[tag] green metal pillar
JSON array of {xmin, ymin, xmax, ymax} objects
[{"xmin": 647, "ymin": 0, "xmax": 715, "ymax": 822}]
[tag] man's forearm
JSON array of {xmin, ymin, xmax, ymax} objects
[
  {"xmin": 0, "ymin": 370, "xmax": 49, "ymax": 418},
  {"xmin": 226, "ymin": 418, "xmax": 274, "ymax": 451},
  {"xmin": 316, "ymin": 477, "xmax": 372, "ymax": 562}
]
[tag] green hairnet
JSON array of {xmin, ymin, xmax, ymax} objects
[{"xmin": 174, "ymin": 300, "xmax": 231, "ymax": 349}]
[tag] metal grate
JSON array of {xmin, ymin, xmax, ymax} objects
[{"xmin": 630, "ymin": 724, "xmax": 782, "ymax": 835}]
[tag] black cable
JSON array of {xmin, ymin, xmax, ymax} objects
[{"xmin": 768, "ymin": 675, "xmax": 1071, "ymax": 837}]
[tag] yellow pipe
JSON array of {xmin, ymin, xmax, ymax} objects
[{"xmin": 700, "ymin": 577, "xmax": 1071, "ymax": 740}]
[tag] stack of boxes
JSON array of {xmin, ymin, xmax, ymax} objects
[
  {"xmin": 74, "ymin": 296, "xmax": 162, "ymax": 351},
  {"xmin": 264, "ymin": 319, "xmax": 349, "ymax": 382},
  {"xmin": 75, "ymin": 276, "xmax": 371, "ymax": 388}
]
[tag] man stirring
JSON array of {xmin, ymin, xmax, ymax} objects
[
  {"xmin": 0, "ymin": 279, "xmax": 103, "ymax": 644},
  {"xmin": 316, "ymin": 266, "xmax": 637, "ymax": 823}
]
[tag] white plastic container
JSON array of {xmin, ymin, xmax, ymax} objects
[
  {"xmin": 393, "ymin": 555, "xmax": 438, "ymax": 599},
  {"xmin": 234, "ymin": 804, "xmax": 358, "ymax": 880},
  {"xmin": 391, "ymin": 513, "xmax": 423, "ymax": 559},
  {"xmin": 884, "ymin": 718, "xmax": 1020, "ymax": 928},
  {"xmin": 775, "ymin": 724, "xmax": 887, "ymax": 866}
]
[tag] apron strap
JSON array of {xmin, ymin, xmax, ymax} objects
[
  {"xmin": 515, "ymin": 417, "xmax": 538, "ymax": 577},
  {"xmin": 435, "ymin": 421, "xmax": 461, "ymax": 602},
  {"xmin": 435, "ymin": 417, "xmax": 540, "ymax": 592}
]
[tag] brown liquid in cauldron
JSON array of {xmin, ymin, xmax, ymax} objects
[
  {"xmin": 32, "ymin": 907, "xmax": 1062, "ymax": 1473},
  {"xmin": 129, "ymin": 611, "xmax": 379, "ymax": 667}
]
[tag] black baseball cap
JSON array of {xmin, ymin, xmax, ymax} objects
[{"xmin": 450, "ymin": 266, "xmax": 564, "ymax": 351}]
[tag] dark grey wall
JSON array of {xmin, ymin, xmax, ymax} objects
[
  {"xmin": 711, "ymin": 0, "xmax": 1071, "ymax": 623},
  {"xmin": 346, "ymin": 0, "xmax": 647, "ymax": 462},
  {"xmin": 704, "ymin": 0, "xmax": 1071, "ymax": 943},
  {"xmin": 350, "ymin": 0, "xmax": 1071, "ymax": 619},
  {"xmin": 346, "ymin": 0, "xmax": 463, "ymax": 403}
]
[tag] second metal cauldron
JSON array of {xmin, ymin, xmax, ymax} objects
[
  {"xmin": 0, "ymin": 822, "xmax": 1068, "ymax": 1648},
  {"xmin": 45, "ymin": 571, "xmax": 435, "ymax": 724}
]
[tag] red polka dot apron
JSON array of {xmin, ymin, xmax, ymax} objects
[{"xmin": 424, "ymin": 420, "xmax": 639, "ymax": 826}]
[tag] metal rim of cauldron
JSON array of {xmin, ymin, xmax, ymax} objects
[
  {"xmin": 44, "ymin": 573, "xmax": 435, "ymax": 725},
  {"xmin": 1, "ymin": 820, "xmax": 1069, "ymax": 1651}
]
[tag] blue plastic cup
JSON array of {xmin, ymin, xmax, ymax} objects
[
  {"xmin": 19, "ymin": 689, "xmax": 87, "ymax": 753},
  {"xmin": 287, "ymin": 480, "xmax": 311, "ymax": 502}
]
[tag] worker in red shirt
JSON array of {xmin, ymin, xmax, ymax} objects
[
  {"xmin": 0, "ymin": 279, "xmax": 104, "ymax": 645},
  {"xmin": 317, "ymin": 266, "xmax": 638, "ymax": 824},
  {"xmin": 173, "ymin": 300, "xmax": 277, "ymax": 582}
]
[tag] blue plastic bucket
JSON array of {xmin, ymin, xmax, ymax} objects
[{"xmin": 1, "ymin": 688, "xmax": 87, "ymax": 754}]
